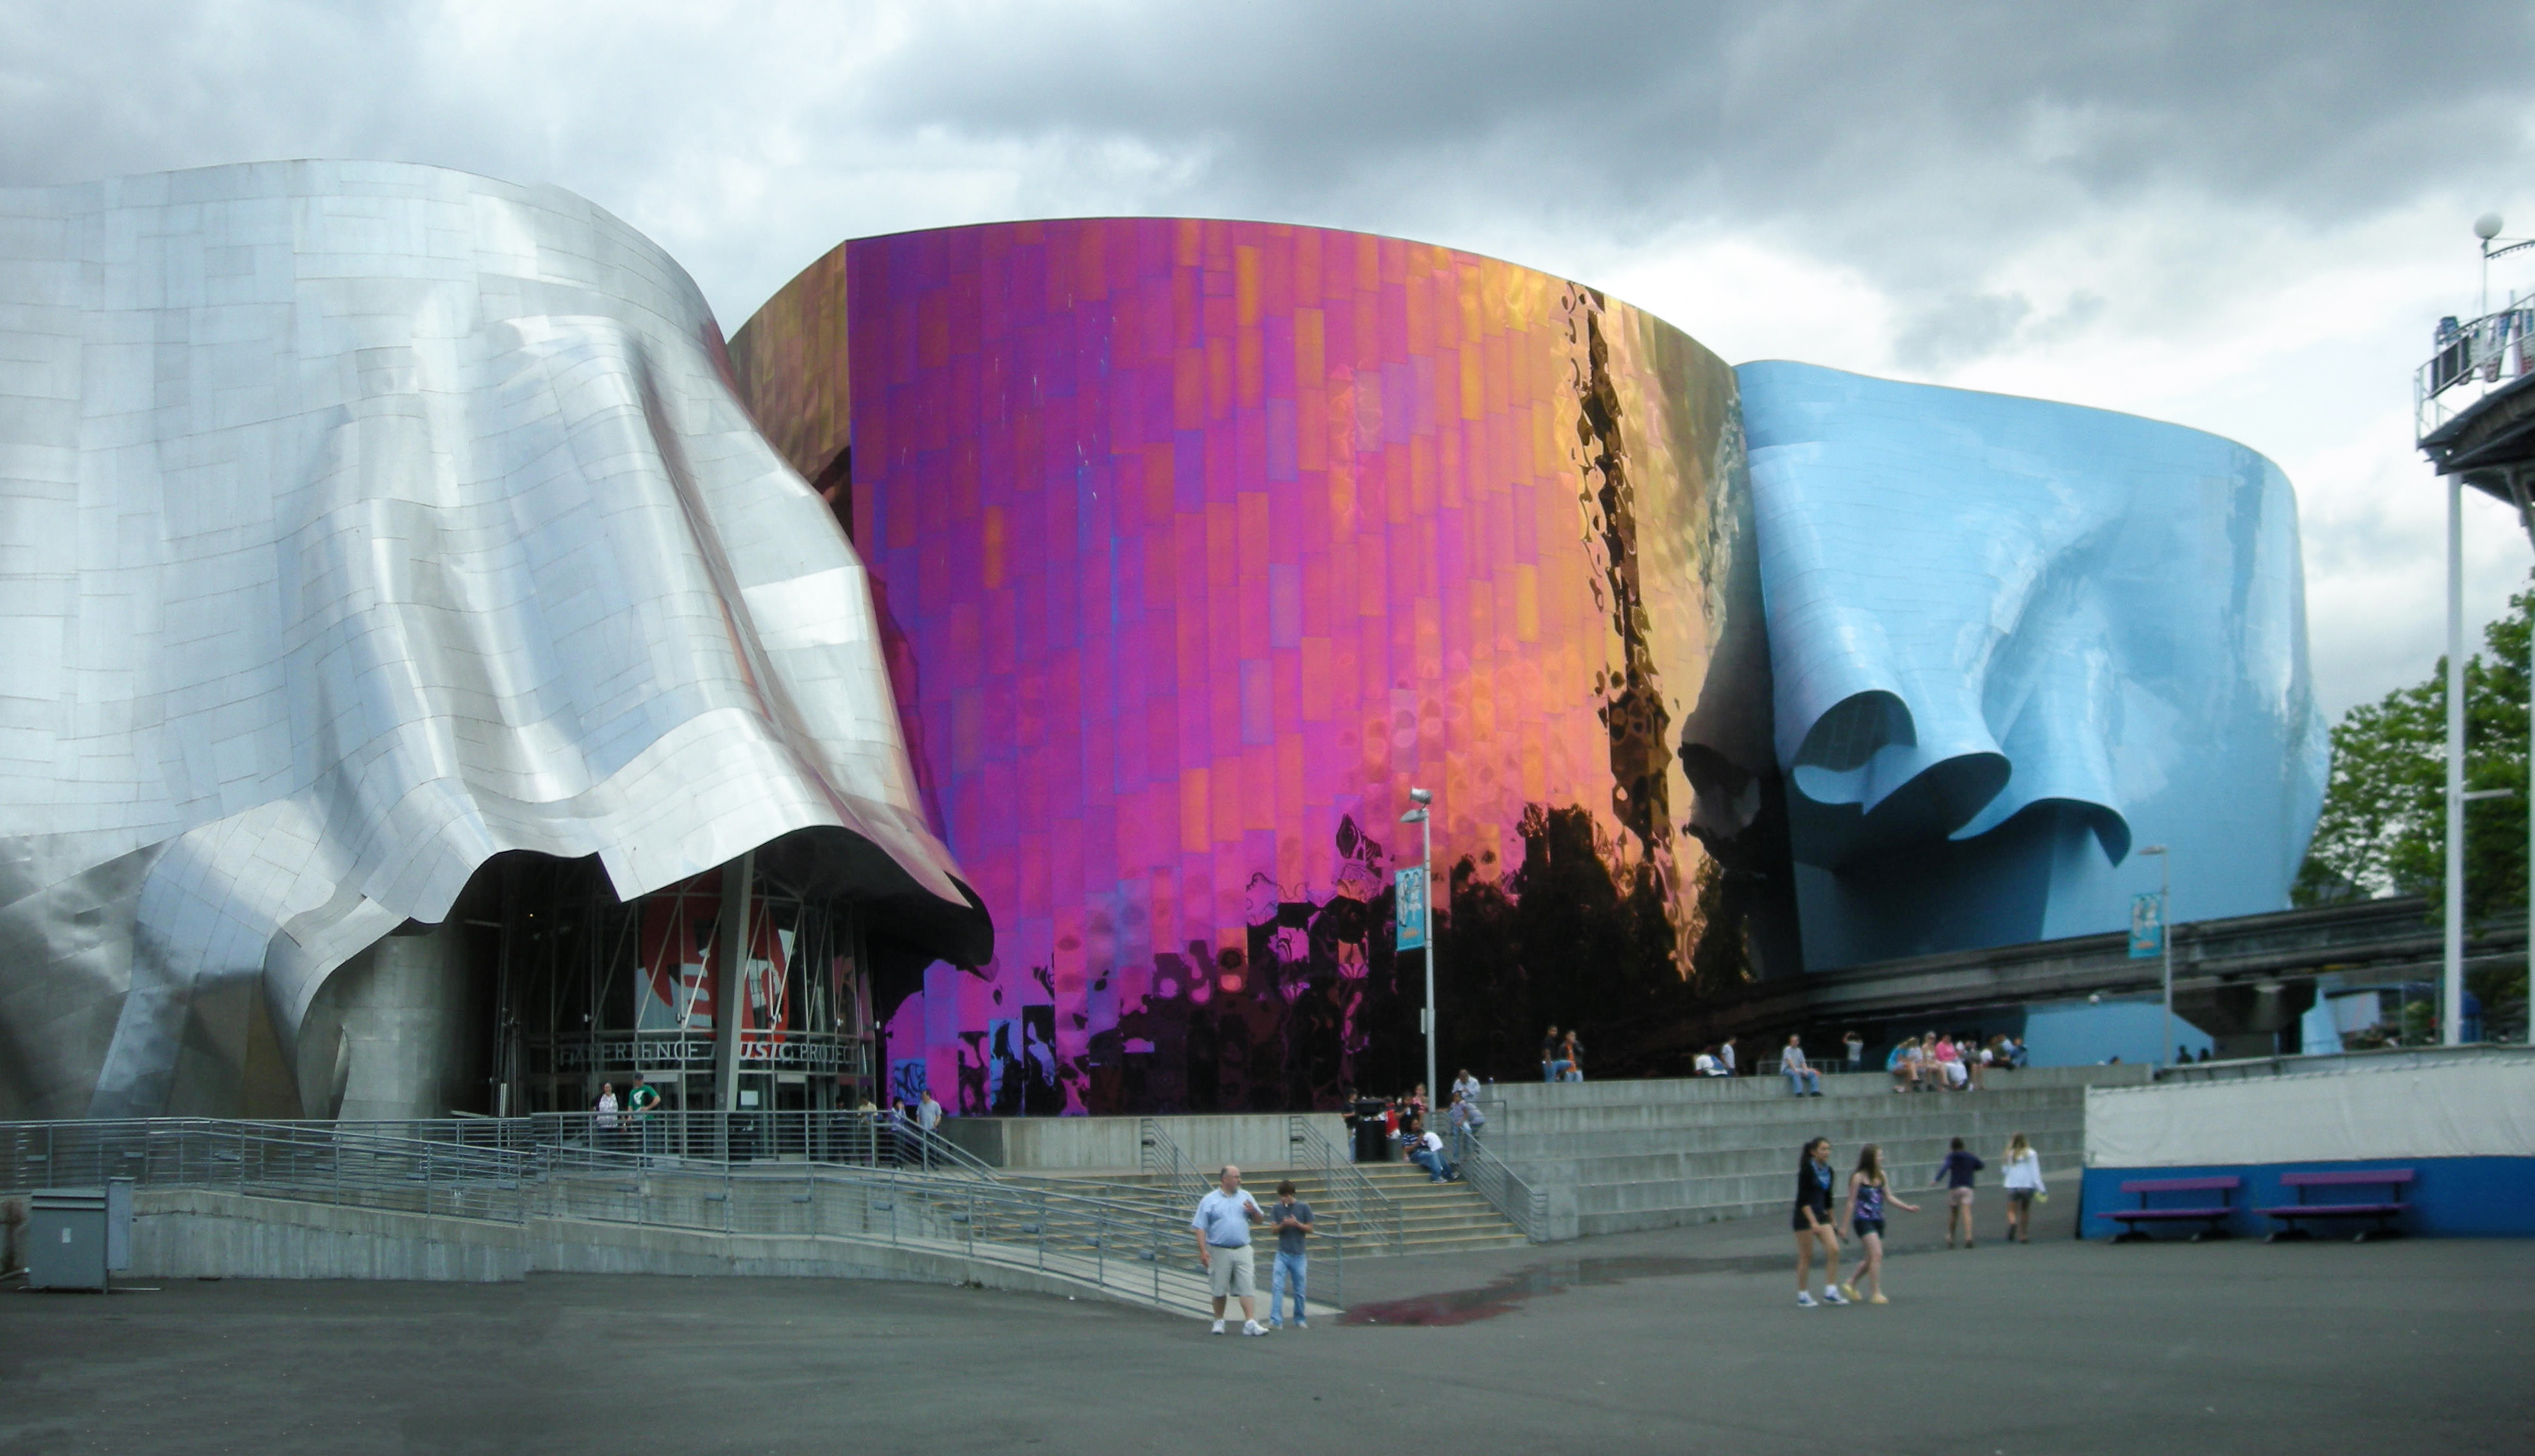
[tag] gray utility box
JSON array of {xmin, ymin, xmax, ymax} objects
[{"xmin": 30, "ymin": 1188, "xmax": 109, "ymax": 1291}]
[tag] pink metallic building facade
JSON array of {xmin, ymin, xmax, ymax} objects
[{"xmin": 730, "ymin": 219, "xmax": 1793, "ymax": 1115}]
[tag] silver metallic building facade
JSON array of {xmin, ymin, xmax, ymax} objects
[{"xmin": 0, "ymin": 163, "xmax": 985, "ymax": 1120}]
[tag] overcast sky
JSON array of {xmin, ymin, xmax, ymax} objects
[{"xmin": 7, "ymin": 0, "xmax": 2533, "ymax": 719}]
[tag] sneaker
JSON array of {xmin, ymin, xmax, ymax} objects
[
  {"xmin": 1294, "ymin": 1320, "xmax": 1309, "ymax": 1330},
  {"xmin": 1868, "ymin": 1293, "xmax": 1889, "ymax": 1304},
  {"xmin": 1839, "ymin": 1282, "xmax": 1859, "ymax": 1302},
  {"xmin": 1210, "ymin": 1320, "xmax": 1226, "ymax": 1335},
  {"xmin": 1795, "ymin": 1291, "xmax": 1818, "ymax": 1307},
  {"xmin": 1268, "ymin": 1319, "xmax": 1283, "ymax": 1330},
  {"xmin": 1243, "ymin": 1320, "xmax": 1268, "ymax": 1336},
  {"xmin": 1822, "ymin": 1286, "xmax": 1849, "ymax": 1306}
]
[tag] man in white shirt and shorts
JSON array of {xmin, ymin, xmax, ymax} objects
[{"xmin": 1191, "ymin": 1164, "xmax": 1269, "ymax": 1335}]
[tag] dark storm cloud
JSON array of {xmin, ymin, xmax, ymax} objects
[
  {"xmin": 858, "ymin": 1, "xmax": 2535, "ymax": 279},
  {"xmin": 0, "ymin": 1, "xmax": 2518, "ymax": 718},
  {"xmin": 1, "ymin": 1, "xmax": 2526, "ymax": 331}
]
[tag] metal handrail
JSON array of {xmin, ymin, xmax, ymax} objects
[
  {"xmin": 1286, "ymin": 1115, "xmax": 1403, "ymax": 1254},
  {"xmin": 524, "ymin": 1108, "xmax": 1003, "ymax": 1180},
  {"xmin": 0, "ymin": 1119, "xmax": 537, "ymax": 1223},
  {"xmin": 522, "ymin": 1139, "xmax": 1351, "ymax": 1314},
  {"xmin": 0, "ymin": 1116, "xmax": 1346, "ymax": 1315},
  {"xmin": 1138, "ymin": 1118, "xmax": 1210, "ymax": 1198},
  {"xmin": 1450, "ymin": 1131, "xmax": 1548, "ymax": 1243}
]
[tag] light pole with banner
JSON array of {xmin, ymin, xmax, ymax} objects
[
  {"xmin": 1398, "ymin": 788, "xmax": 1437, "ymax": 1106},
  {"xmin": 2132, "ymin": 845, "xmax": 2172, "ymax": 1067}
]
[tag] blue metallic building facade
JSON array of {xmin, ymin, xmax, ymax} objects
[{"xmin": 1737, "ymin": 362, "xmax": 2329, "ymax": 971}]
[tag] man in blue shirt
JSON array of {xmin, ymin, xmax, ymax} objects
[
  {"xmin": 1191, "ymin": 1164, "xmax": 1268, "ymax": 1335},
  {"xmin": 1782, "ymin": 1035, "xmax": 1822, "ymax": 1096},
  {"xmin": 1267, "ymin": 1179, "xmax": 1315, "ymax": 1331}
]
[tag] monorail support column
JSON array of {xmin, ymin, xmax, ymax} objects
[{"xmin": 713, "ymin": 849, "xmax": 755, "ymax": 1148}]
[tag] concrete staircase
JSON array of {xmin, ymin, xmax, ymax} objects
[
  {"xmin": 1005, "ymin": 1160, "xmax": 1530, "ymax": 1256},
  {"xmin": 1342, "ymin": 1160, "xmax": 1532, "ymax": 1254},
  {"xmin": 1481, "ymin": 1065, "xmax": 2147, "ymax": 1240}
]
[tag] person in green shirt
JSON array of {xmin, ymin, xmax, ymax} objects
[{"xmin": 625, "ymin": 1073, "xmax": 663, "ymax": 1153}]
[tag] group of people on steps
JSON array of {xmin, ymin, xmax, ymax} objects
[{"xmin": 1790, "ymin": 1132, "xmax": 2047, "ymax": 1306}]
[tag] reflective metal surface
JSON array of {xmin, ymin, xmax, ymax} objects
[
  {"xmin": 732, "ymin": 221, "xmax": 1796, "ymax": 1113},
  {"xmin": 0, "ymin": 162, "xmax": 983, "ymax": 1119},
  {"xmin": 1736, "ymin": 362, "xmax": 2329, "ymax": 968}
]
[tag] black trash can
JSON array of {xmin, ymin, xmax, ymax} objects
[{"xmin": 1352, "ymin": 1097, "xmax": 1391, "ymax": 1163}]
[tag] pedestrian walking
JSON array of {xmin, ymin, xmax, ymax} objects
[
  {"xmin": 1448, "ymin": 1089, "xmax": 1485, "ymax": 1166},
  {"xmin": 1840, "ymin": 1143, "xmax": 1920, "ymax": 1304},
  {"xmin": 2000, "ymin": 1132, "xmax": 2046, "ymax": 1243},
  {"xmin": 1791, "ymin": 1137, "xmax": 1849, "ymax": 1306},
  {"xmin": 1191, "ymin": 1164, "xmax": 1269, "ymax": 1336},
  {"xmin": 1933, "ymin": 1137, "xmax": 1985, "ymax": 1248},
  {"xmin": 1268, "ymin": 1179, "xmax": 1315, "ymax": 1330},
  {"xmin": 1781, "ymin": 1034, "xmax": 1822, "ymax": 1096}
]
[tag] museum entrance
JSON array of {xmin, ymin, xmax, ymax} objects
[{"xmin": 497, "ymin": 854, "xmax": 879, "ymax": 1124}]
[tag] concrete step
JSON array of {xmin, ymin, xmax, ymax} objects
[
  {"xmin": 1477, "ymin": 1065, "xmax": 2147, "ymax": 1111},
  {"xmin": 1558, "ymin": 1159, "xmax": 2083, "ymax": 1240},
  {"xmin": 993, "ymin": 1161, "xmax": 1528, "ymax": 1257},
  {"xmin": 1479, "ymin": 1113, "xmax": 2085, "ymax": 1161},
  {"xmin": 1479, "ymin": 1090, "xmax": 2086, "ymax": 1135},
  {"xmin": 1467, "ymin": 1071, "xmax": 2100, "ymax": 1241}
]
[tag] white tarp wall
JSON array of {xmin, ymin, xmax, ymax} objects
[{"xmin": 2085, "ymin": 1058, "xmax": 2535, "ymax": 1168}]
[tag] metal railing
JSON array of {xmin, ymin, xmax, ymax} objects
[
  {"xmin": 1448, "ymin": 1131, "xmax": 1548, "ymax": 1243},
  {"xmin": 1286, "ymin": 1115, "xmax": 1404, "ymax": 1254},
  {"xmin": 524, "ymin": 1109, "xmax": 999, "ymax": 1179},
  {"xmin": 2418, "ymin": 301, "xmax": 2535, "ymax": 441},
  {"xmin": 1137, "ymin": 1118, "xmax": 1212, "ymax": 1198},
  {"xmin": 536, "ymin": 1141, "xmax": 1348, "ymax": 1311},
  {"xmin": 1, "ymin": 1116, "xmax": 1346, "ymax": 1315},
  {"xmin": 0, "ymin": 1119, "xmax": 537, "ymax": 1223}
]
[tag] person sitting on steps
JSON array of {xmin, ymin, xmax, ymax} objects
[{"xmin": 1781, "ymin": 1034, "xmax": 1822, "ymax": 1097}]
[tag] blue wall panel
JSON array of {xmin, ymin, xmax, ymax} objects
[
  {"xmin": 2079, "ymin": 1158, "xmax": 2535, "ymax": 1240},
  {"xmin": 1736, "ymin": 362, "xmax": 2329, "ymax": 969}
]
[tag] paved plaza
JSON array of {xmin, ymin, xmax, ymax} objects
[{"xmin": 4, "ymin": 1195, "xmax": 2528, "ymax": 1454}]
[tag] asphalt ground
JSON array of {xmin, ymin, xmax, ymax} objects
[{"xmin": 4, "ymin": 1190, "xmax": 2529, "ymax": 1455}]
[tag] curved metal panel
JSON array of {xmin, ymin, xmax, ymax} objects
[
  {"xmin": 1737, "ymin": 361, "xmax": 2328, "ymax": 968},
  {"xmin": 0, "ymin": 162, "xmax": 983, "ymax": 1118},
  {"xmin": 732, "ymin": 220, "xmax": 1796, "ymax": 1114}
]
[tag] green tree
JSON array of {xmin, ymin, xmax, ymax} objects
[{"xmin": 2295, "ymin": 575, "xmax": 2532, "ymax": 918}]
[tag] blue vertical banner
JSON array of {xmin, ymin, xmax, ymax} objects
[
  {"xmin": 1395, "ymin": 866, "xmax": 1429, "ymax": 951},
  {"xmin": 2128, "ymin": 891, "xmax": 2166, "ymax": 959}
]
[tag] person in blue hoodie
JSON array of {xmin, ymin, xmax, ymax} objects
[{"xmin": 1933, "ymin": 1137, "xmax": 1986, "ymax": 1249}]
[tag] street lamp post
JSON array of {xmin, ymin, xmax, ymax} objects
[
  {"xmin": 1400, "ymin": 788, "xmax": 1437, "ymax": 1106},
  {"xmin": 2138, "ymin": 845, "xmax": 2173, "ymax": 1068},
  {"xmin": 2446, "ymin": 468, "xmax": 2468, "ymax": 1047}
]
